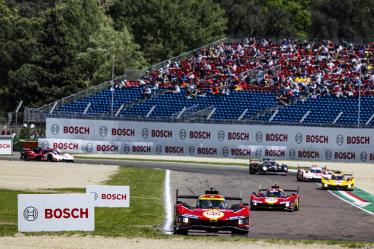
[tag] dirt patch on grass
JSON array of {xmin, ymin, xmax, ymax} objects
[{"xmin": 0, "ymin": 160, "xmax": 118, "ymax": 191}]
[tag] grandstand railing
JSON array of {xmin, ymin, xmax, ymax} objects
[
  {"xmin": 24, "ymin": 38, "xmax": 227, "ymax": 123},
  {"xmin": 43, "ymin": 112, "xmax": 374, "ymax": 129}
]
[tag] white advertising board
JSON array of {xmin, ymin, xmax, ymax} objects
[
  {"xmin": 0, "ymin": 136, "xmax": 12, "ymax": 155},
  {"xmin": 42, "ymin": 118, "xmax": 374, "ymax": 162},
  {"xmin": 18, "ymin": 194, "xmax": 94, "ymax": 232},
  {"xmin": 86, "ymin": 185, "xmax": 130, "ymax": 207},
  {"xmin": 46, "ymin": 118, "xmax": 374, "ymax": 149}
]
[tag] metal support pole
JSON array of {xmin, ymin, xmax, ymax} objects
[
  {"xmin": 111, "ymin": 55, "xmax": 115, "ymax": 81},
  {"xmin": 111, "ymin": 88, "xmax": 114, "ymax": 116},
  {"xmin": 358, "ymin": 83, "xmax": 361, "ymax": 128}
]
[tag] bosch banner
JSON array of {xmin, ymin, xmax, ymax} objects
[
  {"xmin": 18, "ymin": 194, "xmax": 94, "ymax": 232},
  {"xmin": 43, "ymin": 118, "xmax": 374, "ymax": 162},
  {"xmin": 0, "ymin": 135, "xmax": 12, "ymax": 155},
  {"xmin": 86, "ymin": 185, "xmax": 130, "ymax": 207}
]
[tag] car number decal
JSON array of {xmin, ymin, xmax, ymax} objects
[
  {"xmin": 265, "ymin": 198, "xmax": 278, "ymax": 204},
  {"xmin": 203, "ymin": 210, "xmax": 224, "ymax": 219}
]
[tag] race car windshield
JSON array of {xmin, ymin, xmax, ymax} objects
[
  {"xmin": 311, "ymin": 169, "xmax": 322, "ymax": 173},
  {"xmin": 52, "ymin": 150, "xmax": 60, "ymax": 155},
  {"xmin": 332, "ymin": 175, "xmax": 343, "ymax": 180},
  {"xmin": 198, "ymin": 200, "xmax": 227, "ymax": 209},
  {"xmin": 266, "ymin": 190, "xmax": 283, "ymax": 197}
]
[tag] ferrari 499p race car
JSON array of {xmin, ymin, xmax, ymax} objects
[
  {"xmin": 174, "ymin": 187, "xmax": 250, "ymax": 235},
  {"xmin": 297, "ymin": 165, "xmax": 332, "ymax": 182},
  {"xmin": 249, "ymin": 158, "xmax": 288, "ymax": 175},
  {"xmin": 20, "ymin": 147, "xmax": 74, "ymax": 162},
  {"xmin": 321, "ymin": 171, "xmax": 354, "ymax": 191},
  {"xmin": 250, "ymin": 185, "xmax": 300, "ymax": 211}
]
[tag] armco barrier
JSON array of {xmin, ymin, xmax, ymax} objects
[{"xmin": 40, "ymin": 118, "xmax": 374, "ymax": 163}]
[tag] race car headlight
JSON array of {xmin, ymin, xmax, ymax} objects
[
  {"xmin": 228, "ymin": 216, "xmax": 246, "ymax": 221},
  {"xmin": 285, "ymin": 202, "xmax": 290, "ymax": 207},
  {"xmin": 183, "ymin": 218, "xmax": 189, "ymax": 223},
  {"xmin": 262, "ymin": 166, "xmax": 267, "ymax": 171}
]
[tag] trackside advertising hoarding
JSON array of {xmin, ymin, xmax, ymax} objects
[
  {"xmin": 42, "ymin": 118, "xmax": 374, "ymax": 162},
  {"xmin": 18, "ymin": 194, "xmax": 94, "ymax": 232},
  {"xmin": 86, "ymin": 185, "xmax": 130, "ymax": 207},
  {"xmin": 0, "ymin": 135, "xmax": 12, "ymax": 155}
]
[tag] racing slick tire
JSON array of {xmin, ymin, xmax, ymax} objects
[
  {"xmin": 47, "ymin": 154, "xmax": 53, "ymax": 162},
  {"xmin": 249, "ymin": 166, "xmax": 255, "ymax": 175},
  {"xmin": 174, "ymin": 228, "xmax": 188, "ymax": 235},
  {"xmin": 232, "ymin": 229, "xmax": 249, "ymax": 236},
  {"xmin": 23, "ymin": 154, "xmax": 30, "ymax": 161}
]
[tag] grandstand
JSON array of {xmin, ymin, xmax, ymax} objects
[{"xmin": 24, "ymin": 38, "xmax": 374, "ymax": 128}]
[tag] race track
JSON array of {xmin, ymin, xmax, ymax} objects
[{"xmin": 5, "ymin": 156, "xmax": 374, "ymax": 241}]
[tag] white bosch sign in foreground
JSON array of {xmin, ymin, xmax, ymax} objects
[
  {"xmin": 18, "ymin": 194, "xmax": 94, "ymax": 232},
  {"xmin": 86, "ymin": 185, "xmax": 130, "ymax": 207}
]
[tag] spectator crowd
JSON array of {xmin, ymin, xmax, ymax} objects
[{"xmin": 111, "ymin": 38, "xmax": 373, "ymax": 105}]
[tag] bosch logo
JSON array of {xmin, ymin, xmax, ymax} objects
[
  {"xmin": 124, "ymin": 144, "xmax": 130, "ymax": 154},
  {"xmin": 156, "ymin": 145, "xmax": 162, "ymax": 154},
  {"xmin": 189, "ymin": 146, "xmax": 195, "ymax": 156},
  {"xmin": 255, "ymin": 132, "xmax": 263, "ymax": 143},
  {"xmin": 336, "ymin": 134, "xmax": 344, "ymax": 146},
  {"xmin": 179, "ymin": 129, "xmax": 187, "ymax": 140},
  {"xmin": 218, "ymin": 130, "xmax": 225, "ymax": 142},
  {"xmin": 85, "ymin": 143, "xmax": 93, "ymax": 153},
  {"xmin": 325, "ymin": 150, "xmax": 332, "ymax": 160},
  {"xmin": 360, "ymin": 152, "xmax": 368, "ymax": 162},
  {"xmin": 222, "ymin": 147, "xmax": 229, "ymax": 157},
  {"xmin": 99, "ymin": 126, "xmax": 108, "ymax": 137},
  {"xmin": 141, "ymin": 128, "xmax": 149, "ymax": 139},
  {"xmin": 295, "ymin": 133, "xmax": 303, "ymax": 144},
  {"xmin": 23, "ymin": 206, "xmax": 38, "ymax": 221},
  {"xmin": 51, "ymin": 124, "xmax": 59, "ymax": 135},
  {"xmin": 255, "ymin": 148, "xmax": 262, "ymax": 158},
  {"xmin": 41, "ymin": 141, "xmax": 50, "ymax": 149},
  {"xmin": 289, "ymin": 149, "xmax": 296, "ymax": 159}
]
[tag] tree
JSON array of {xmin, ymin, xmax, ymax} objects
[
  {"xmin": 77, "ymin": 24, "xmax": 146, "ymax": 84},
  {"xmin": 0, "ymin": 1, "xmax": 40, "ymax": 111},
  {"xmin": 215, "ymin": 0, "xmax": 311, "ymax": 39},
  {"xmin": 109, "ymin": 0, "xmax": 227, "ymax": 63},
  {"xmin": 311, "ymin": 0, "xmax": 374, "ymax": 41}
]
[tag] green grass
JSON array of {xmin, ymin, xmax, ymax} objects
[
  {"xmin": 0, "ymin": 166, "xmax": 166, "ymax": 238},
  {"xmin": 0, "ymin": 166, "xmax": 373, "ymax": 248}
]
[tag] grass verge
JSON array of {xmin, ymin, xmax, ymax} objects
[{"xmin": 0, "ymin": 166, "xmax": 166, "ymax": 238}]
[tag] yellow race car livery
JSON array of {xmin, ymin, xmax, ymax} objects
[{"xmin": 321, "ymin": 171, "xmax": 354, "ymax": 191}]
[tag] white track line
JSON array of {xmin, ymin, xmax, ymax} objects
[{"xmin": 163, "ymin": 169, "xmax": 173, "ymax": 233}]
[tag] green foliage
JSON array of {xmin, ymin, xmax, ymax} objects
[
  {"xmin": 77, "ymin": 24, "xmax": 146, "ymax": 84},
  {"xmin": 311, "ymin": 0, "xmax": 374, "ymax": 41},
  {"xmin": 109, "ymin": 0, "xmax": 227, "ymax": 63},
  {"xmin": 215, "ymin": 0, "xmax": 311, "ymax": 39}
]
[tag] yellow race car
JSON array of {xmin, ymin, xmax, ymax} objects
[{"xmin": 321, "ymin": 171, "xmax": 354, "ymax": 191}]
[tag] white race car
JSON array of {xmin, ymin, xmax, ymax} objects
[
  {"xmin": 45, "ymin": 149, "xmax": 74, "ymax": 162},
  {"xmin": 297, "ymin": 166, "xmax": 331, "ymax": 182}
]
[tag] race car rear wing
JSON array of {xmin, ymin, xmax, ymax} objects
[
  {"xmin": 258, "ymin": 185, "xmax": 299, "ymax": 194},
  {"xmin": 176, "ymin": 189, "xmax": 243, "ymax": 203}
]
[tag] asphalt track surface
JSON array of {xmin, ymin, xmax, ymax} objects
[{"xmin": 4, "ymin": 156, "xmax": 374, "ymax": 241}]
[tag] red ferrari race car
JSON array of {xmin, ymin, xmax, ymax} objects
[
  {"xmin": 250, "ymin": 185, "xmax": 300, "ymax": 211},
  {"xmin": 20, "ymin": 147, "xmax": 74, "ymax": 162},
  {"xmin": 174, "ymin": 187, "xmax": 250, "ymax": 235}
]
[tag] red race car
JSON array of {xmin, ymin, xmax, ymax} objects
[
  {"xmin": 20, "ymin": 147, "xmax": 74, "ymax": 162},
  {"xmin": 174, "ymin": 187, "xmax": 250, "ymax": 235},
  {"xmin": 250, "ymin": 185, "xmax": 300, "ymax": 211}
]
